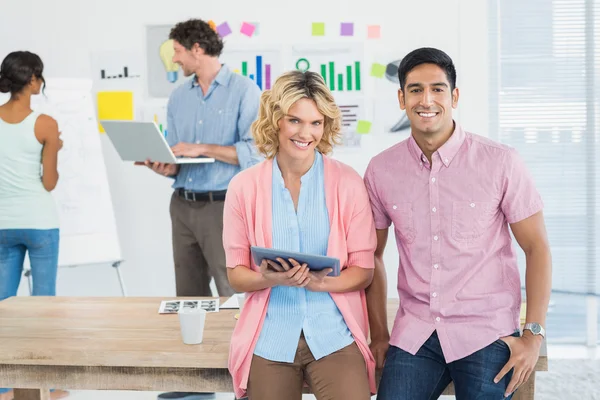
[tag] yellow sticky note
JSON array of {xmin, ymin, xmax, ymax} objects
[
  {"xmin": 370, "ymin": 63, "xmax": 386, "ymax": 78},
  {"xmin": 312, "ymin": 22, "xmax": 325, "ymax": 36},
  {"xmin": 519, "ymin": 302, "xmax": 527, "ymax": 325},
  {"xmin": 356, "ymin": 120, "xmax": 372, "ymax": 134},
  {"xmin": 97, "ymin": 91, "xmax": 134, "ymax": 133}
]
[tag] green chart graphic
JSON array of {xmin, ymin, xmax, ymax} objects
[{"xmin": 295, "ymin": 58, "xmax": 361, "ymax": 92}]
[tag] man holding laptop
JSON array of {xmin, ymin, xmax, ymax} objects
[
  {"xmin": 137, "ymin": 18, "xmax": 261, "ymax": 400},
  {"xmin": 140, "ymin": 18, "xmax": 261, "ymax": 302}
]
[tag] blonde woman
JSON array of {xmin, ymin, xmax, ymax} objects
[{"xmin": 223, "ymin": 70, "xmax": 377, "ymax": 400}]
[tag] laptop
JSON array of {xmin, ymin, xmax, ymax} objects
[{"xmin": 100, "ymin": 120, "xmax": 215, "ymax": 164}]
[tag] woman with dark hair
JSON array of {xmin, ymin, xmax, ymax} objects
[{"xmin": 0, "ymin": 51, "xmax": 67, "ymax": 400}]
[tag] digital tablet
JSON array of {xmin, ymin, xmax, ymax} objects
[{"xmin": 251, "ymin": 246, "xmax": 340, "ymax": 277}]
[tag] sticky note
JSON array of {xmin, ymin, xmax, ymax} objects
[
  {"xmin": 356, "ymin": 120, "xmax": 372, "ymax": 134},
  {"xmin": 312, "ymin": 22, "xmax": 325, "ymax": 36},
  {"xmin": 240, "ymin": 22, "xmax": 256, "ymax": 37},
  {"xmin": 97, "ymin": 91, "xmax": 134, "ymax": 133},
  {"xmin": 340, "ymin": 22, "xmax": 354, "ymax": 36},
  {"xmin": 251, "ymin": 22, "xmax": 260, "ymax": 35},
  {"xmin": 370, "ymin": 63, "xmax": 386, "ymax": 78},
  {"xmin": 208, "ymin": 20, "xmax": 217, "ymax": 32},
  {"xmin": 367, "ymin": 25, "xmax": 381, "ymax": 39},
  {"xmin": 216, "ymin": 22, "xmax": 232, "ymax": 38},
  {"xmin": 519, "ymin": 303, "xmax": 527, "ymax": 324}
]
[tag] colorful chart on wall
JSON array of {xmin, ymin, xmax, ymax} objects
[
  {"xmin": 146, "ymin": 24, "xmax": 282, "ymax": 98},
  {"xmin": 220, "ymin": 46, "xmax": 283, "ymax": 92},
  {"xmin": 290, "ymin": 43, "xmax": 366, "ymax": 147}
]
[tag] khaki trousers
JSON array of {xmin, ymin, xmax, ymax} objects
[
  {"xmin": 169, "ymin": 192, "xmax": 234, "ymax": 297},
  {"xmin": 248, "ymin": 335, "xmax": 371, "ymax": 400}
]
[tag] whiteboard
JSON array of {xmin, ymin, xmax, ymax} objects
[{"xmin": 0, "ymin": 78, "xmax": 122, "ymax": 267}]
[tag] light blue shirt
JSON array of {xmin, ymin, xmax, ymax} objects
[
  {"xmin": 254, "ymin": 151, "xmax": 354, "ymax": 363},
  {"xmin": 166, "ymin": 64, "xmax": 262, "ymax": 192}
]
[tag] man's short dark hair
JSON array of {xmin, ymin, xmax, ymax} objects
[
  {"xmin": 169, "ymin": 19, "xmax": 224, "ymax": 57},
  {"xmin": 397, "ymin": 47, "xmax": 457, "ymax": 91}
]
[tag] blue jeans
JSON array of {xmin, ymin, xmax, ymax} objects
[
  {"xmin": 0, "ymin": 228, "xmax": 59, "ymax": 395},
  {"xmin": 377, "ymin": 331, "xmax": 520, "ymax": 400}
]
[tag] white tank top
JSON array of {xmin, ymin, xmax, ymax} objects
[{"xmin": 0, "ymin": 111, "xmax": 59, "ymax": 229}]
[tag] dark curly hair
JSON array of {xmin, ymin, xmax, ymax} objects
[
  {"xmin": 169, "ymin": 19, "xmax": 224, "ymax": 57},
  {"xmin": 0, "ymin": 51, "xmax": 45, "ymax": 95}
]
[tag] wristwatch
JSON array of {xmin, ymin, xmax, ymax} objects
[{"xmin": 523, "ymin": 322, "xmax": 546, "ymax": 338}]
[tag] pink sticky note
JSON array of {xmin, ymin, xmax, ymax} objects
[
  {"xmin": 216, "ymin": 22, "xmax": 232, "ymax": 38},
  {"xmin": 240, "ymin": 22, "xmax": 256, "ymax": 37},
  {"xmin": 341, "ymin": 22, "xmax": 354, "ymax": 36},
  {"xmin": 367, "ymin": 25, "xmax": 381, "ymax": 39}
]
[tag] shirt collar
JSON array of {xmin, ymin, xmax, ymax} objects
[
  {"xmin": 189, "ymin": 64, "xmax": 232, "ymax": 90},
  {"xmin": 273, "ymin": 151, "xmax": 321, "ymax": 186},
  {"xmin": 408, "ymin": 121, "xmax": 466, "ymax": 168}
]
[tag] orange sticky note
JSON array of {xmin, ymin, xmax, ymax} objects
[{"xmin": 208, "ymin": 20, "xmax": 217, "ymax": 32}]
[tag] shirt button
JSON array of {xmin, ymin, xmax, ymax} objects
[
  {"xmin": 198, "ymin": 120, "xmax": 203, "ymax": 124},
  {"xmin": 432, "ymin": 207, "xmax": 437, "ymax": 212},
  {"xmin": 431, "ymin": 177, "xmax": 436, "ymax": 183},
  {"xmin": 392, "ymin": 205, "xmax": 397, "ymax": 210},
  {"xmin": 432, "ymin": 292, "xmax": 437, "ymax": 298},
  {"xmin": 470, "ymin": 203, "xmax": 475, "ymax": 207},
  {"xmin": 433, "ymin": 264, "xmax": 439, "ymax": 269},
  {"xmin": 188, "ymin": 178, "xmax": 192, "ymax": 182},
  {"xmin": 445, "ymin": 158, "xmax": 449, "ymax": 163},
  {"xmin": 433, "ymin": 235, "xmax": 439, "ymax": 241},
  {"xmin": 195, "ymin": 140, "xmax": 200, "ymax": 144},
  {"xmin": 436, "ymin": 317, "xmax": 441, "ymax": 322}
]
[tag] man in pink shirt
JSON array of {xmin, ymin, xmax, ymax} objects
[{"xmin": 364, "ymin": 48, "xmax": 552, "ymax": 399}]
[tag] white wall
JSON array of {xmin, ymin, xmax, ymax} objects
[{"xmin": 3, "ymin": 0, "xmax": 489, "ymax": 298}]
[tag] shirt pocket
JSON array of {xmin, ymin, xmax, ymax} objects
[
  {"xmin": 387, "ymin": 202, "xmax": 417, "ymax": 244},
  {"xmin": 207, "ymin": 107, "xmax": 238, "ymax": 143},
  {"xmin": 451, "ymin": 201, "xmax": 495, "ymax": 242}
]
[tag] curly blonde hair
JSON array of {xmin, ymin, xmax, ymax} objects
[{"xmin": 252, "ymin": 70, "xmax": 342, "ymax": 159}]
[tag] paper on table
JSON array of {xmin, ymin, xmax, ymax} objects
[{"xmin": 158, "ymin": 298, "xmax": 220, "ymax": 314}]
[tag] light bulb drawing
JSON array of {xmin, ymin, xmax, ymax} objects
[{"xmin": 159, "ymin": 39, "xmax": 179, "ymax": 83}]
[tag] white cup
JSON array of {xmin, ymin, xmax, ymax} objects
[
  {"xmin": 178, "ymin": 308, "xmax": 207, "ymax": 345},
  {"xmin": 236, "ymin": 293, "xmax": 246, "ymax": 312}
]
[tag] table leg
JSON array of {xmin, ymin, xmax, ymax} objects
[
  {"xmin": 13, "ymin": 389, "xmax": 50, "ymax": 400},
  {"xmin": 513, "ymin": 371, "xmax": 535, "ymax": 400}
]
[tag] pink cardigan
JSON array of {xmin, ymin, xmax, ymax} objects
[{"xmin": 223, "ymin": 155, "xmax": 377, "ymax": 399}]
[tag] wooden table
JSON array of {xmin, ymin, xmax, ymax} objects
[{"xmin": 0, "ymin": 297, "xmax": 547, "ymax": 400}]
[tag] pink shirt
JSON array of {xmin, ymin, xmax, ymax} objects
[
  {"xmin": 364, "ymin": 123, "xmax": 543, "ymax": 362},
  {"xmin": 223, "ymin": 156, "xmax": 377, "ymax": 399}
]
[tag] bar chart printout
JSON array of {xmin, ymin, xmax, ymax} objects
[
  {"xmin": 338, "ymin": 99, "xmax": 365, "ymax": 147},
  {"xmin": 100, "ymin": 66, "xmax": 140, "ymax": 80},
  {"xmin": 222, "ymin": 49, "xmax": 281, "ymax": 91},
  {"xmin": 310, "ymin": 60, "xmax": 361, "ymax": 92},
  {"xmin": 291, "ymin": 44, "xmax": 364, "ymax": 93}
]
